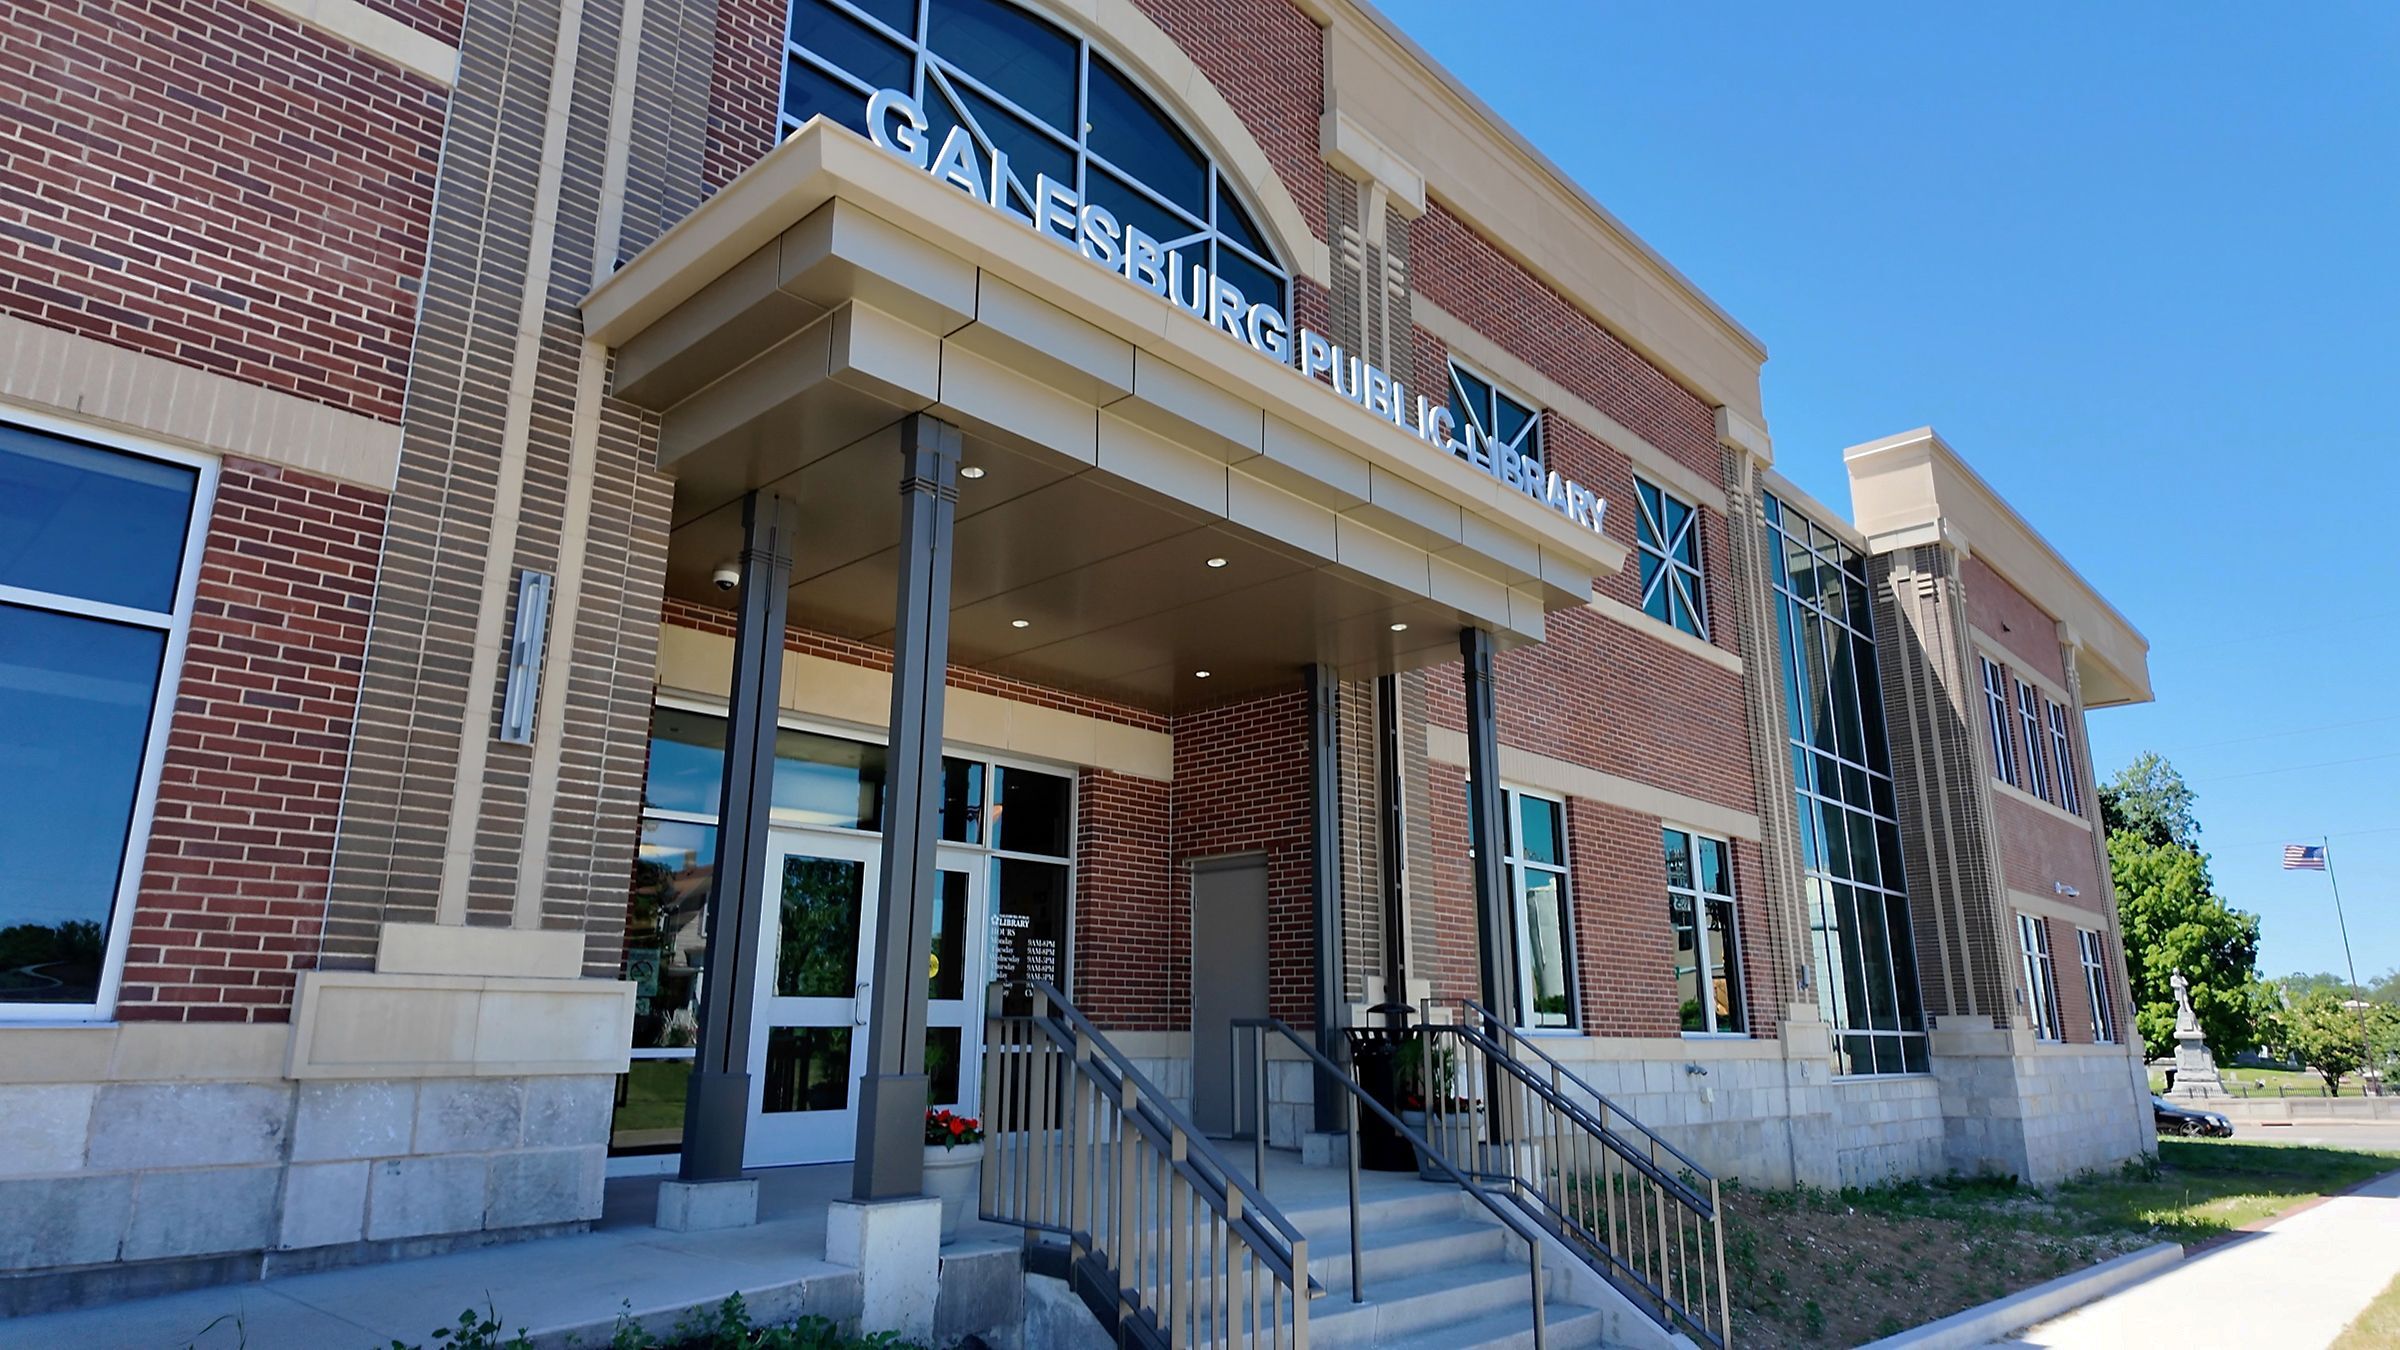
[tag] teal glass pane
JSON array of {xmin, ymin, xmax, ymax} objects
[
  {"xmin": 1517, "ymin": 795, "xmax": 1563, "ymax": 867},
  {"xmin": 1705, "ymin": 897, "xmax": 1745, "ymax": 1033},
  {"xmin": 784, "ymin": 55, "xmax": 870, "ymax": 134},
  {"xmin": 774, "ymin": 855, "xmax": 865, "ymax": 997},
  {"xmin": 790, "ymin": 0, "xmax": 911, "ymax": 91},
  {"xmin": 1087, "ymin": 57, "xmax": 1205, "ymax": 214},
  {"xmin": 761, "ymin": 1027, "xmax": 853, "ymax": 1113},
  {"xmin": 927, "ymin": 0, "xmax": 1076, "ymax": 129},
  {"xmin": 1661, "ymin": 827, "xmax": 1692, "ymax": 891},
  {"xmin": 0, "ymin": 426, "xmax": 196, "ymax": 612},
  {"xmin": 1520, "ymin": 870, "xmax": 1572, "ymax": 1028}
]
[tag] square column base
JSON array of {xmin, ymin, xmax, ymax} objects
[
  {"xmin": 655, "ymin": 1178, "xmax": 759, "ymax": 1232},
  {"xmin": 828, "ymin": 1196, "xmax": 942, "ymax": 1340},
  {"xmin": 1299, "ymin": 1131, "xmax": 1349, "ymax": 1168}
]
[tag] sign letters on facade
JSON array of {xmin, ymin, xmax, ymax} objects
[{"xmin": 861, "ymin": 88, "xmax": 1608, "ymax": 537}]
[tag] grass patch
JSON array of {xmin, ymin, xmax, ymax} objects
[
  {"xmin": 2332, "ymin": 1270, "xmax": 2400, "ymax": 1350},
  {"xmin": 1722, "ymin": 1139, "xmax": 2400, "ymax": 1349}
]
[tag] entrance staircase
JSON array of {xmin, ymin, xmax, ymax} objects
[{"xmin": 978, "ymin": 981, "xmax": 1728, "ymax": 1349}]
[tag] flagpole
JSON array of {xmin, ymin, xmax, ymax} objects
[{"xmin": 2322, "ymin": 836, "xmax": 2376, "ymax": 1097}]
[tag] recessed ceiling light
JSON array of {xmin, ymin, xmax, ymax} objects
[
  {"xmin": 1194, "ymin": 670, "xmax": 1212, "ymax": 679},
  {"xmin": 1389, "ymin": 622, "xmax": 1410, "ymax": 632},
  {"xmin": 959, "ymin": 465, "xmax": 986, "ymax": 479},
  {"xmin": 1011, "ymin": 619, "xmax": 1030, "ymax": 629},
  {"xmin": 1205, "ymin": 557, "xmax": 1228, "ymax": 568}
]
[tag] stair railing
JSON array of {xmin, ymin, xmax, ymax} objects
[
  {"xmin": 1233, "ymin": 1016, "xmax": 1551, "ymax": 1350},
  {"xmin": 1429, "ymin": 999, "xmax": 1734, "ymax": 1349},
  {"xmin": 980, "ymin": 980, "xmax": 1319, "ymax": 1348}
]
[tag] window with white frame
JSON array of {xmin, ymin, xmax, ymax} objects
[
  {"xmin": 0, "ymin": 419, "xmax": 213, "ymax": 1018},
  {"xmin": 2016, "ymin": 679, "xmax": 2051, "ymax": 802},
  {"xmin": 1447, "ymin": 360, "xmax": 1544, "ymax": 471},
  {"xmin": 1664, "ymin": 827, "xmax": 1745, "ymax": 1034},
  {"xmin": 2018, "ymin": 912, "xmax": 2063, "ymax": 1042},
  {"xmin": 1502, "ymin": 787, "xmax": 1576, "ymax": 1029},
  {"xmin": 1981, "ymin": 657, "xmax": 2018, "ymax": 788},
  {"xmin": 1635, "ymin": 478, "xmax": 1709, "ymax": 639},
  {"xmin": 2078, "ymin": 928, "xmax": 2115, "ymax": 1043},
  {"xmin": 2048, "ymin": 701, "xmax": 2084, "ymax": 816}
]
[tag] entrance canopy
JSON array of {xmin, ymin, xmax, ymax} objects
[{"xmin": 585, "ymin": 120, "xmax": 1624, "ymax": 711}]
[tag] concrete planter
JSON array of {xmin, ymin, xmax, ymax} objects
[{"xmin": 923, "ymin": 1141, "xmax": 983, "ymax": 1242}]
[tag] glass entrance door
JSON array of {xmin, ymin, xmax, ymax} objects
[
  {"xmin": 746, "ymin": 830, "xmax": 880, "ymax": 1167},
  {"xmin": 743, "ymin": 832, "xmax": 990, "ymax": 1167}
]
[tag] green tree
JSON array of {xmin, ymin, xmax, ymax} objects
[
  {"xmin": 2264, "ymin": 992, "xmax": 2400, "ymax": 1093},
  {"xmin": 2098, "ymin": 753, "xmax": 2201, "ymax": 852},
  {"xmin": 2110, "ymin": 830, "xmax": 2266, "ymax": 1056}
]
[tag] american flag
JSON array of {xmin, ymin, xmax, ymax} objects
[{"xmin": 2283, "ymin": 844, "xmax": 2327, "ymax": 871}]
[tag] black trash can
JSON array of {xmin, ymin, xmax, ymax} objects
[{"xmin": 1345, "ymin": 1003, "xmax": 1417, "ymax": 1171}]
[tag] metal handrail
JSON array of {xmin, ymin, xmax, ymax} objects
[
  {"xmin": 981, "ymin": 981, "xmax": 1317, "ymax": 1348},
  {"xmin": 1427, "ymin": 1002, "xmax": 1734, "ymax": 1348},
  {"xmin": 1235, "ymin": 1016, "xmax": 1551, "ymax": 1350},
  {"xmin": 1460, "ymin": 998, "xmax": 1718, "ymax": 1181}
]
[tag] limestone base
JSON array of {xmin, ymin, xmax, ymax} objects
[
  {"xmin": 828, "ymin": 1196, "xmax": 941, "ymax": 1340},
  {"xmin": 655, "ymin": 1178, "xmax": 760, "ymax": 1232}
]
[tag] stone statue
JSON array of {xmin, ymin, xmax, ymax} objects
[{"xmin": 2167, "ymin": 967, "xmax": 2226, "ymax": 1100}]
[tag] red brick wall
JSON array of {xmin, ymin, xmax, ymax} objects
[
  {"xmin": 1127, "ymin": 0, "xmax": 1326, "ymax": 242},
  {"xmin": 1074, "ymin": 768, "xmax": 1180, "ymax": 1029},
  {"xmin": 356, "ymin": 0, "xmax": 465, "ymax": 46},
  {"xmin": 1962, "ymin": 556, "xmax": 2067, "ymax": 688},
  {"xmin": 120, "ymin": 459, "xmax": 388, "ymax": 1022},
  {"xmin": 0, "ymin": 0, "xmax": 444, "ymax": 423},
  {"xmin": 1171, "ymin": 690, "xmax": 1314, "ymax": 1026},
  {"xmin": 706, "ymin": 0, "xmax": 782, "ymax": 192},
  {"xmin": 1409, "ymin": 203, "xmax": 1721, "ymax": 482},
  {"xmin": 1994, "ymin": 795, "xmax": 2104, "ymax": 916}
]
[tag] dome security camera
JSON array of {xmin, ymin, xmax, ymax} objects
[{"xmin": 711, "ymin": 561, "xmax": 741, "ymax": 592}]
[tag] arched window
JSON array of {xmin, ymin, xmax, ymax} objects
[{"xmin": 780, "ymin": 0, "xmax": 1289, "ymax": 312}]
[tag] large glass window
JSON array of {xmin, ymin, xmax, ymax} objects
[
  {"xmin": 2078, "ymin": 928, "xmax": 2115, "ymax": 1044},
  {"xmin": 2047, "ymin": 700, "xmax": 2084, "ymax": 817},
  {"xmin": 2015, "ymin": 680, "xmax": 2050, "ymax": 802},
  {"xmin": 1664, "ymin": 828, "xmax": 1745, "ymax": 1035},
  {"xmin": 1502, "ymin": 788, "xmax": 1575, "ymax": 1029},
  {"xmin": 1981, "ymin": 657, "xmax": 2019, "ymax": 788},
  {"xmin": 616, "ymin": 702, "xmax": 1075, "ymax": 1153},
  {"xmin": 780, "ymin": 0, "xmax": 1287, "ymax": 312},
  {"xmin": 2018, "ymin": 912, "xmax": 2063, "ymax": 1042},
  {"xmin": 0, "ymin": 421, "xmax": 208, "ymax": 1017},
  {"xmin": 1765, "ymin": 494, "xmax": 1926, "ymax": 1076},
  {"xmin": 1635, "ymin": 479, "xmax": 1709, "ymax": 640}
]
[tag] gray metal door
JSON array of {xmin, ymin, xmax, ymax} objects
[{"xmin": 1190, "ymin": 857, "xmax": 1270, "ymax": 1137}]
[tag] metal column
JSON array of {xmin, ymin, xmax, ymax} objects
[
  {"xmin": 1305, "ymin": 664, "xmax": 1345, "ymax": 1133},
  {"xmin": 1376, "ymin": 673, "xmax": 1407, "ymax": 1003},
  {"xmin": 851, "ymin": 413, "xmax": 962, "ymax": 1201},
  {"xmin": 1459, "ymin": 627, "xmax": 1516, "ymax": 1027},
  {"xmin": 680, "ymin": 490, "xmax": 796, "ymax": 1183}
]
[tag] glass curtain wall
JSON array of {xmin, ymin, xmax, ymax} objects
[
  {"xmin": 1764, "ymin": 494, "xmax": 1928, "ymax": 1076},
  {"xmin": 614, "ymin": 703, "xmax": 1075, "ymax": 1155}
]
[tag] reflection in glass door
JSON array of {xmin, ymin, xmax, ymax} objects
[
  {"xmin": 746, "ymin": 831, "xmax": 880, "ymax": 1167},
  {"xmin": 926, "ymin": 855, "xmax": 986, "ymax": 1114}
]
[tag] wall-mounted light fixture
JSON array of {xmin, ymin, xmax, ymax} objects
[{"xmin": 499, "ymin": 569, "xmax": 553, "ymax": 745}]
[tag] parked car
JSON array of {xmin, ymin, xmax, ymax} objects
[{"xmin": 2153, "ymin": 1094, "xmax": 2234, "ymax": 1137}]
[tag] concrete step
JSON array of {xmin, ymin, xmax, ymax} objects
[
  {"xmin": 1373, "ymin": 1298, "xmax": 1615, "ymax": 1350},
  {"xmin": 1302, "ymin": 1214, "xmax": 1516, "ymax": 1287},
  {"xmin": 1301, "ymin": 1257, "xmax": 1562, "ymax": 1350}
]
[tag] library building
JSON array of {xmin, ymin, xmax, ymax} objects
[{"xmin": 0, "ymin": 0, "xmax": 2155, "ymax": 1342}]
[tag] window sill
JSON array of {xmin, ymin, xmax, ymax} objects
[
  {"xmin": 1585, "ymin": 593, "xmax": 1743, "ymax": 675},
  {"xmin": 1680, "ymin": 1031, "xmax": 1751, "ymax": 1040}
]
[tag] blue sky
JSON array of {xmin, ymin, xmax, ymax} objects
[{"xmin": 1376, "ymin": 1, "xmax": 2400, "ymax": 983}]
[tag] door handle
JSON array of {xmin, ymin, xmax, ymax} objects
[{"xmin": 855, "ymin": 981, "xmax": 870, "ymax": 1026}]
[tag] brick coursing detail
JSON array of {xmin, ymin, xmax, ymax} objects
[
  {"xmin": 1409, "ymin": 203, "xmax": 1720, "ymax": 483},
  {"xmin": 1074, "ymin": 769, "xmax": 1180, "ymax": 1029},
  {"xmin": 1171, "ymin": 690, "xmax": 1314, "ymax": 1027},
  {"xmin": 0, "ymin": 0, "xmax": 443, "ymax": 423},
  {"xmin": 120, "ymin": 459, "xmax": 388, "ymax": 1022},
  {"xmin": 356, "ymin": 0, "xmax": 467, "ymax": 46}
]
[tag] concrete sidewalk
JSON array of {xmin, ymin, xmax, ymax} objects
[{"xmin": 1998, "ymin": 1168, "xmax": 2400, "ymax": 1349}]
